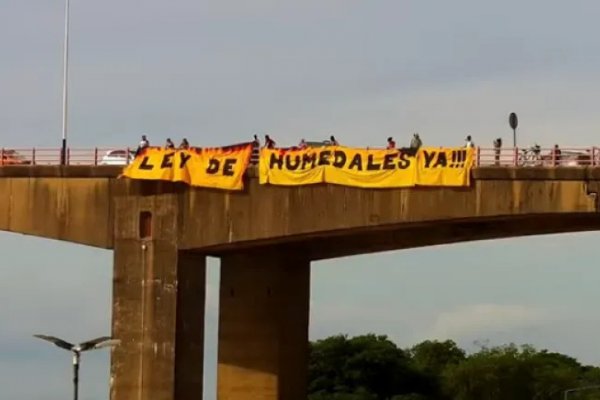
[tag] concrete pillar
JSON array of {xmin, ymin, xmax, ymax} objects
[
  {"xmin": 110, "ymin": 195, "xmax": 205, "ymax": 400},
  {"xmin": 217, "ymin": 250, "xmax": 311, "ymax": 400}
]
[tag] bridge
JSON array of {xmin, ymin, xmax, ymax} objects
[{"xmin": 1, "ymin": 148, "xmax": 600, "ymax": 400}]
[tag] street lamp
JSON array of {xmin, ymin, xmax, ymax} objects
[
  {"xmin": 563, "ymin": 384, "xmax": 600, "ymax": 399},
  {"xmin": 509, "ymin": 112, "xmax": 518, "ymax": 148},
  {"xmin": 60, "ymin": 0, "xmax": 71, "ymax": 165},
  {"xmin": 33, "ymin": 334, "xmax": 119, "ymax": 400}
]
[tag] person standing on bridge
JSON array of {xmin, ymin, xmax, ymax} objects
[
  {"xmin": 298, "ymin": 139, "xmax": 308, "ymax": 149},
  {"xmin": 135, "ymin": 134, "xmax": 150, "ymax": 156},
  {"xmin": 493, "ymin": 138, "xmax": 502, "ymax": 165},
  {"xmin": 387, "ymin": 137, "xmax": 396, "ymax": 149},
  {"xmin": 165, "ymin": 138, "xmax": 175, "ymax": 149},
  {"xmin": 249, "ymin": 135, "xmax": 260, "ymax": 165},
  {"xmin": 465, "ymin": 135, "xmax": 475, "ymax": 148},
  {"xmin": 329, "ymin": 135, "xmax": 339, "ymax": 146},
  {"xmin": 139, "ymin": 135, "xmax": 149, "ymax": 148},
  {"xmin": 552, "ymin": 144, "xmax": 562, "ymax": 166},
  {"xmin": 410, "ymin": 133, "xmax": 422, "ymax": 150},
  {"xmin": 179, "ymin": 138, "xmax": 189, "ymax": 149},
  {"xmin": 264, "ymin": 135, "xmax": 276, "ymax": 149}
]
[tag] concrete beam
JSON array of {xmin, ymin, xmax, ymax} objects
[{"xmin": 217, "ymin": 249, "xmax": 310, "ymax": 400}]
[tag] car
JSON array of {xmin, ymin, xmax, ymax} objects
[
  {"xmin": 100, "ymin": 149, "xmax": 135, "ymax": 166},
  {"xmin": 1, "ymin": 149, "xmax": 31, "ymax": 165},
  {"xmin": 305, "ymin": 141, "xmax": 326, "ymax": 147}
]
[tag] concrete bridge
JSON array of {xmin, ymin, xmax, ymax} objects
[{"xmin": 1, "ymin": 165, "xmax": 599, "ymax": 400}]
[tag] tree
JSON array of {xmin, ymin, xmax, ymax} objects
[
  {"xmin": 308, "ymin": 335, "xmax": 600, "ymax": 400},
  {"xmin": 309, "ymin": 334, "xmax": 426, "ymax": 399},
  {"xmin": 442, "ymin": 344, "xmax": 586, "ymax": 400},
  {"xmin": 410, "ymin": 340, "xmax": 465, "ymax": 376},
  {"xmin": 409, "ymin": 340, "xmax": 465, "ymax": 399}
]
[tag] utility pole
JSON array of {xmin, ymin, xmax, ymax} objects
[{"xmin": 60, "ymin": 0, "xmax": 70, "ymax": 165}]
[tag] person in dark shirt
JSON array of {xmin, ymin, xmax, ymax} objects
[
  {"xmin": 264, "ymin": 135, "xmax": 276, "ymax": 149},
  {"xmin": 165, "ymin": 138, "xmax": 175, "ymax": 149},
  {"xmin": 179, "ymin": 138, "xmax": 190, "ymax": 149},
  {"xmin": 329, "ymin": 135, "xmax": 339, "ymax": 146},
  {"xmin": 552, "ymin": 144, "xmax": 562, "ymax": 165},
  {"xmin": 493, "ymin": 138, "xmax": 502, "ymax": 165}
]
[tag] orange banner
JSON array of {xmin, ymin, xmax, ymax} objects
[{"xmin": 121, "ymin": 144, "xmax": 253, "ymax": 190}]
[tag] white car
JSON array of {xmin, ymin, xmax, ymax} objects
[{"xmin": 100, "ymin": 149, "xmax": 134, "ymax": 166}]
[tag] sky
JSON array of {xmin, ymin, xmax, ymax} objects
[{"xmin": 1, "ymin": 0, "xmax": 600, "ymax": 399}]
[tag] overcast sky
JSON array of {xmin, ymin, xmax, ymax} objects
[{"xmin": 2, "ymin": 1, "xmax": 600, "ymax": 399}]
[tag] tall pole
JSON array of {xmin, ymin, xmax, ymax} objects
[
  {"xmin": 61, "ymin": 0, "xmax": 70, "ymax": 165},
  {"xmin": 72, "ymin": 351, "xmax": 80, "ymax": 400},
  {"xmin": 513, "ymin": 127, "xmax": 516, "ymax": 148}
]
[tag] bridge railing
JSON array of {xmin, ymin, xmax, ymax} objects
[
  {"xmin": 0, "ymin": 147, "xmax": 134, "ymax": 165},
  {"xmin": 476, "ymin": 146, "xmax": 600, "ymax": 167},
  {"xmin": 0, "ymin": 146, "xmax": 599, "ymax": 167}
]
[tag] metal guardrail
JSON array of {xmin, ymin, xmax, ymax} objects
[
  {"xmin": 0, "ymin": 148, "xmax": 132, "ymax": 166},
  {"xmin": 0, "ymin": 146, "xmax": 599, "ymax": 167},
  {"xmin": 475, "ymin": 146, "xmax": 600, "ymax": 167}
]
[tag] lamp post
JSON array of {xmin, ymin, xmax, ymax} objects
[
  {"xmin": 33, "ymin": 334, "xmax": 119, "ymax": 400},
  {"xmin": 563, "ymin": 384, "xmax": 600, "ymax": 399},
  {"xmin": 60, "ymin": 0, "xmax": 70, "ymax": 165}
]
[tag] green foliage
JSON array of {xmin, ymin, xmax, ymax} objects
[
  {"xmin": 308, "ymin": 335, "xmax": 600, "ymax": 400},
  {"xmin": 410, "ymin": 340, "xmax": 466, "ymax": 375},
  {"xmin": 309, "ymin": 334, "xmax": 425, "ymax": 399}
]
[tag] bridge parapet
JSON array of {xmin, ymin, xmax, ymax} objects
[{"xmin": 1, "ymin": 146, "xmax": 599, "ymax": 167}]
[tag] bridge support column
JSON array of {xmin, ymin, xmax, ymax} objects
[
  {"xmin": 111, "ymin": 195, "xmax": 205, "ymax": 400},
  {"xmin": 217, "ymin": 250, "xmax": 310, "ymax": 400}
]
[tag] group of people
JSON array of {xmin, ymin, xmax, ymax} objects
[
  {"xmin": 133, "ymin": 133, "xmax": 586, "ymax": 168},
  {"xmin": 252, "ymin": 133, "xmax": 427, "ymax": 151},
  {"xmin": 491, "ymin": 137, "xmax": 564, "ymax": 164},
  {"xmin": 136, "ymin": 135, "xmax": 190, "ymax": 155},
  {"xmin": 135, "ymin": 132, "xmax": 481, "ymax": 155}
]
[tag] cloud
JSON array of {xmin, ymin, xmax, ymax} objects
[{"xmin": 427, "ymin": 304, "xmax": 551, "ymax": 340}]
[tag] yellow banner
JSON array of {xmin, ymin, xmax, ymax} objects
[
  {"xmin": 259, "ymin": 146, "xmax": 473, "ymax": 188},
  {"xmin": 121, "ymin": 144, "xmax": 252, "ymax": 190},
  {"xmin": 414, "ymin": 147, "xmax": 474, "ymax": 187}
]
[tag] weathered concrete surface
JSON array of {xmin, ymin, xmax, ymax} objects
[
  {"xmin": 218, "ymin": 249, "xmax": 310, "ymax": 400},
  {"xmin": 111, "ymin": 194, "xmax": 205, "ymax": 400},
  {"xmin": 0, "ymin": 167, "xmax": 599, "ymax": 255},
  {"xmin": 182, "ymin": 172, "xmax": 600, "ymax": 258}
]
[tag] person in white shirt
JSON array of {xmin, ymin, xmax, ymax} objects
[
  {"xmin": 465, "ymin": 135, "xmax": 474, "ymax": 148},
  {"xmin": 135, "ymin": 134, "xmax": 150, "ymax": 156},
  {"xmin": 139, "ymin": 135, "xmax": 149, "ymax": 149}
]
